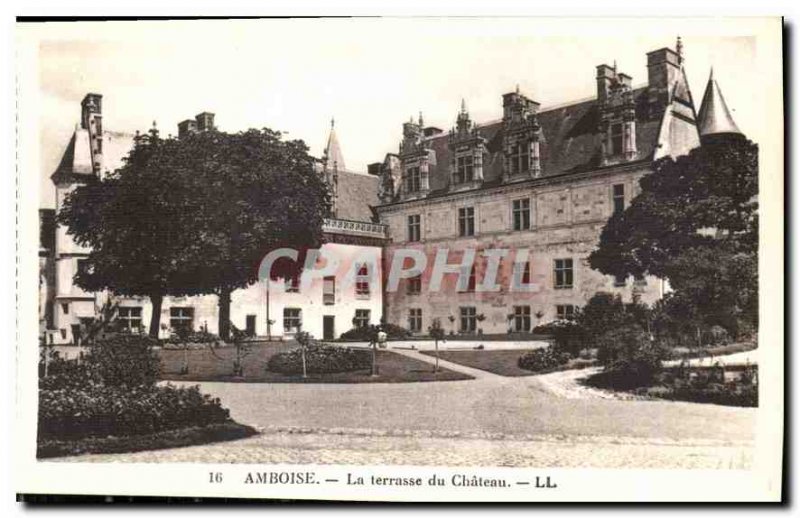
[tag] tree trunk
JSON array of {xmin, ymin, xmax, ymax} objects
[
  {"xmin": 218, "ymin": 287, "xmax": 232, "ymax": 342},
  {"xmin": 149, "ymin": 293, "xmax": 163, "ymax": 339}
]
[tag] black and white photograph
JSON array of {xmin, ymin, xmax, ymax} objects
[{"xmin": 12, "ymin": 16, "xmax": 784, "ymax": 503}]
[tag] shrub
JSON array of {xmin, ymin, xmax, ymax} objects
[
  {"xmin": 594, "ymin": 328, "xmax": 667, "ymax": 389},
  {"xmin": 85, "ymin": 334, "xmax": 161, "ymax": 388},
  {"xmin": 38, "ymin": 383, "xmax": 231, "ymax": 440},
  {"xmin": 161, "ymin": 331, "xmax": 220, "ymax": 349},
  {"xmin": 517, "ymin": 347, "xmax": 571, "ymax": 373},
  {"xmin": 266, "ymin": 344, "xmax": 371, "ymax": 375},
  {"xmin": 339, "ymin": 323, "xmax": 412, "ymax": 341},
  {"xmin": 532, "ymin": 320, "xmax": 585, "ymax": 357}
]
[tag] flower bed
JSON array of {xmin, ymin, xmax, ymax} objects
[
  {"xmin": 517, "ymin": 347, "xmax": 572, "ymax": 373},
  {"xmin": 266, "ymin": 344, "xmax": 371, "ymax": 375}
]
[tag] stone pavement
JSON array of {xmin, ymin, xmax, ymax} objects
[{"xmin": 56, "ymin": 354, "xmax": 756, "ymax": 468}]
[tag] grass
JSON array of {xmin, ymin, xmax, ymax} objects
[
  {"xmin": 159, "ymin": 342, "xmax": 471, "ymax": 383},
  {"xmin": 671, "ymin": 341, "xmax": 757, "ymax": 360},
  {"xmin": 421, "ymin": 349, "xmax": 598, "ymax": 377},
  {"xmin": 37, "ymin": 422, "xmax": 258, "ymax": 459}
]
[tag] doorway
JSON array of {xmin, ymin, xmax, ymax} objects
[
  {"xmin": 245, "ymin": 315, "xmax": 256, "ymax": 337},
  {"xmin": 323, "ymin": 316, "xmax": 335, "ymax": 340}
]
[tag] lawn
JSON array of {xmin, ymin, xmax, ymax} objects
[
  {"xmin": 159, "ymin": 342, "xmax": 471, "ymax": 383},
  {"xmin": 420, "ymin": 349, "xmax": 539, "ymax": 377}
]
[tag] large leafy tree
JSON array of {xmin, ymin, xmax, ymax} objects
[
  {"xmin": 58, "ymin": 129, "xmax": 202, "ymax": 338},
  {"xmin": 588, "ymin": 136, "xmax": 758, "ymax": 337},
  {"xmin": 168, "ymin": 128, "xmax": 330, "ymax": 340},
  {"xmin": 59, "ymin": 127, "xmax": 331, "ymax": 340}
]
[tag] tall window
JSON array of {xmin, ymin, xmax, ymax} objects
[
  {"xmin": 510, "ymin": 142, "xmax": 530, "ymax": 174},
  {"xmin": 405, "ymin": 166, "xmax": 421, "ymax": 193},
  {"xmin": 454, "ymin": 155, "xmax": 474, "ymax": 184},
  {"xmin": 513, "ymin": 305, "xmax": 531, "ymax": 332},
  {"xmin": 170, "ymin": 307, "xmax": 194, "ymax": 333},
  {"xmin": 554, "ymin": 258, "xmax": 574, "ymax": 289},
  {"xmin": 284, "ymin": 274, "xmax": 300, "ymax": 293},
  {"xmin": 613, "ymin": 184, "xmax": 625, "ymax": 214},
  {"xmin": 118, "ymin": 307, "xmax": 142, "ymax": 332},
  {"xmin": 458, "ymin": 207, "xmax": 475, "ymax": 237},
  {"xmin": 556, "ymin": 304, "xmax": 576, "ymax": 321},
  {"xmin": 459, "ymin": 306, "xmax": 477, "ymax": 333},
  {"xmin": 512, "ymin": 198, "xmax": 531, "ymax": 231},
  {"xmin": 610, "ymin": 123, "xmax": 623, "ymax": 155},
  {"xmin": 408, "ymin": 214, "xmax": 421, "ymax": 242},
  {"xmin": 76, "ymin": 258, "xmax": 90, "ymax": 277},
  {"xmin": 406, "ymin": 275, "xmax": 422, "ymax": 295},
  {"xmin": 521, "ymin": 261, "xmax": 532, "ymax": 285},
  {"xmin": 353, "ymin": 309, "xmax": 371, "ymax": 328},
  {"xmin": 283, "ymin": 308, "xmax": 302, "ymax": 333},
  {"xmin": 408, "ymin": 308, "xmax": 422, "ymax": 333},
  {"xmin": 323, "ymin": 276, "xmax": 335, "ymax": 305},
  {"xmin": 355, "ymin": 264, "xmax": 370, "ymax": 298}
]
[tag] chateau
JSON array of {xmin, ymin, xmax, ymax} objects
[{"xmin": 39, "ymin": 39, "xmax": 743, "ymax": 344}]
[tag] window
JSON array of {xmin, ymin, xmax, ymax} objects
[
  {"xmin": 405, "ymin": 167, "xmax": 421, "ymax": 193},
  {"xmin": 408, "ymin": 308, "xmax": 422, "ymax": 333},
  {"xmin": 458, "ymin": 207, "xmax": 475, "ymax": 237},
  {"xmin": 458, "ymin": 264, "xmax": 477, "ymax": 293},
  {"xmin": 118, "ymin": 307, "xmax": 142, "ymax": 332},
  {"xmin": 510, "ymin": 142, "xmax": 530, "ymax": 174},
  {"xmin": 355, "ymin": 264, "xmax": 370, "ymax": 298},
  {"xmin": 556, "ymin": 304, "xmax": 576, "ymax": 321},
  {"xmin": 634, "ymin": 274, "xmax": 647, "ymax": 286},
  {"xmin": 512, "ymin": 198, "xmax": 531, "ymax": 231},
  {"xmin": 61, "ymin": 303, "xmax": 69, "ymax": 315},
  {"xmin": 454, "ymin": 155, "xmax": 474, "ymax": 184},
  {"xmin": 323, "ymin": 276, "xmax": 336, "ymax": 305},
  {"xmin": 408, "ymin": 214, "xmax": 421, "ymax": 242},
  {"xmin": 283, "ymin": 308, "xmax": 302, "ymax": 333},
  {"xmin": 610, "ymin": 123, "xmax": 623, "ymax": 155},
  {"xmin": 77, "ymin": 259, "xmax": 90, "ymax": 277},
  {"xmin": 613, "ymin": 184, "xmax": 625, "ymax": 214},
  {"xmin": 554, "ymin": 258, "xmax": 574, "ymax": 289},
  {"xmin": 513, "ymin": 305, "xmax": 531, "ymax": 332},
  {"xmin": 614, "ymin": 274, "xmax": 627, "ymax": 287},
  {"xmin": 170, "ymin": 307, "xmax": 194, "ymax": 333},
  {"xmin": 459, "ymin": 306, "xmax": 477, "ymax": 333},
  {"xmin": 353, "ymin": 309, "xmax": 371, "ymax": 328},
  {"xmin": 406, "ymin": 275, "xmax": 422, "ymax": 295},
  {"xmin": 284, "ymin": 274, "xmax": 300, "ymax": 293}
]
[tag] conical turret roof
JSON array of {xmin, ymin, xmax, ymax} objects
[
  {"xmin": 697, "ymin": 69, "xmax": 742, "ymax": 138},
  {"xmin": 324, "ymin": 118, "xmax": 346, "ymax": 171}
]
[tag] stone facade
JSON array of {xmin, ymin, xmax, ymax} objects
[{"xmin": 372, "ymin": 40, "xmax": 705, "ymax": 335}]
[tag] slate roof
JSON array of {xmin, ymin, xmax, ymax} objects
[
  {"xmin": 422, "ymin": 86, "xmax": 662, "ymax": 196},
  {"xmin": 50, "ymin": 129, "xmax": 135, "ymax": 183},
  {"xmin": 697, "ymin": 71, "xmax": 742, "ymax": 137},
  {"xmin": 335, "ymin": 170, "xmax": 380, "ymax": 222}
]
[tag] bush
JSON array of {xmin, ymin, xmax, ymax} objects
[
  {"xmin": 38, "ymin": 383, "xmax": 231, "ymax": 440},
  {"xmin": 517, "ymin": 347, "xmax": 571, "ymax": 373},
  {"xmin": 161, "ymin": 330, "xmax": 220, "ymax": 349},
  {"xmin": 84, "ymin": 334, "xmax": 161, "ymax": 388},
  {"xmin": 339, "ymin": 323, "xmax": 412, "ymax": 341},
  {"xmin": 532, "ymin": 320, "xmax": 586, "ymax": 358},
  {"xmin": 594, "ymin": 328, "xmax": 667, "ymax": 389},
  {"xmin": 266, "ymin": 344, "xmax": 371, "ymax": 375}
]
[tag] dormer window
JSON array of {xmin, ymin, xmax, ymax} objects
[
  {"xmin": 610, "ymin": 123, "xmax": 624, "ymax": 155},
  {"xmin": 510, "ymin": 143, "xmax": 530, "ymax": 175},
  {"xmin": 405, "ymin": 167, "xmax": 421, "ymax": 193},
  {"xmin": 454, "ymin": 155, "xmax": 475, "ymax": 184}
]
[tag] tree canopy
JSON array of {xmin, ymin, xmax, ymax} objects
[
  {"xmin": 58, "ymin": 126, "xmax": 331, "ymax": 339},
  {"xmin": 588, "ymin": 136, "xmax": 758, "ymax": 337}
]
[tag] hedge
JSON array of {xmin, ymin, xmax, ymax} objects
[{"xmin": 517, "ymin": 347, "xmax": 571, "ymax": 373}]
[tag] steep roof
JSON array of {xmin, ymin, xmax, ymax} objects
[
  {"xmin": 50, "ymin": 129, "xmax": 135, "ymax": 183},
  {"xmin": 422, "ymin": 86, "xmax": 664, "ymax": 196},
  {"xmin": 324, "ymin": 119, "xmax": 346, "ymax": 172},
  {"xmin": 697, "ymin": 70, "xmax": 742, "ymax": 138},
  {"xmin": 335, "ymin": 170, "xmax": 380, "ymax": 222}
]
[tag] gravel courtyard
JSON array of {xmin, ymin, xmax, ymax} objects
[{"xmin": 56, "ymin": 351, "xmax": 756, "ymax": 468}]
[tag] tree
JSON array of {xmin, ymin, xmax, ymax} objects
[
  {"xmin": 165, "ymin": 129, "xmax": 331, "ymax": 340},
  {"xmin": 589, "ymin": 136, "xmax": 758, "ymax": 338},
  {"xmin": 428, "ymin": 318, "xmax": 446, "ymax": 373},
  {"xmin": 58, "ymin": 128, "xmax": 206, "ymax": 337}
]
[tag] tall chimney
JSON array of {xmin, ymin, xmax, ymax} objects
[
  {"xmin": 195, "ymin": 112, "xmax": 215, "ymax": 132},
  {"xmin": 596, "ymin": 64, "xmax": 616, "ymax": 103},
  {"xmin": 647, "ymin": 48, "xmax": 681, "ymax": 95},
  {"xmin": 80, "ymin": 93, "xmax": 103, "ymax": 174}
]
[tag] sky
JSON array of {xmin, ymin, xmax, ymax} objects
[{"xmin": 30, "ymin": 18, "xmax": 769, "ymax": 209}]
